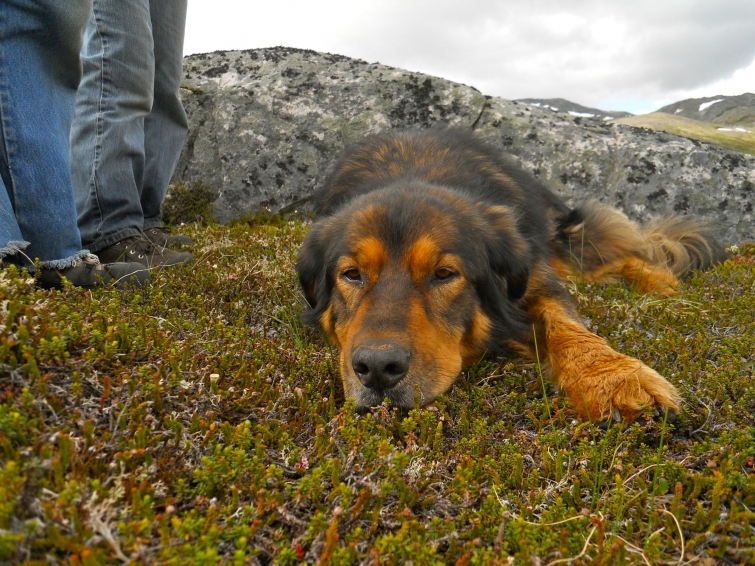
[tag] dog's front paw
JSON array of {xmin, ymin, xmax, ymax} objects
[{"xmin": 561, "ymin": 351, "xmax": 681, "ymax": 424}]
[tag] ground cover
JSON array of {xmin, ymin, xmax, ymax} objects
[
  {"xmin": 613, "ymin": 113, "xmax": 755, "ymax": 156},
  {"xmin": 1, "ymin": 217, "xmax": 754, "ymax": 565}
]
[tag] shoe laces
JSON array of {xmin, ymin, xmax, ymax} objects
[
  {"xmin": 123, "ymin": 235, "xmax": 158, "ymax": 260},
  {"xmin": 144, "ymin": 227, "xmax": 172, "ymax": 250}
]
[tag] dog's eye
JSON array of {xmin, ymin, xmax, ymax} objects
[
  {"xmin": 434, "ymin": 267, "xmax": 457, "ymax": 281},
  {"xmin": 341, "ymin": 268, "xmax": 362, "ymax": 283}
]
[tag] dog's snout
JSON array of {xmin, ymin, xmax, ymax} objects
[{"xmin": 351, "ymin": 342, "xmax": 411, "ymax": 390}]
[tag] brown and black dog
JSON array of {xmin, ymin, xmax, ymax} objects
[{"xmin": 296, "ymin": 127, "xmax": 725, "ymax": 423}]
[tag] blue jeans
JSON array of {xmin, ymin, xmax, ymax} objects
[
  {"xmin": 70, "ymin": 0, "xmax": 188, "ymax": 252},
  {"xmin": 0, "ymin": 0, "xmax": 93, "ymax": 269}
]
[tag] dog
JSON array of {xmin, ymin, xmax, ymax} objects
[{"xmin": 296, "ymin": 127, "xmax": 725, "ymax": 423}]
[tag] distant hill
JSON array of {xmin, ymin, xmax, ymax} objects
[
  {"xmin": 612, "ymin": 112, "xmax": 755, "ymax": 156},
  {"xmin": 516, "ymin": 97, "xmax": 633, "ymax": 120},
  {"xmin": 657, "ymin": 93, "xmax": 755, "ymax": 127},
  {"xmin": 518, "ymin": 94, "xmax": 755, "ymax": 155}
]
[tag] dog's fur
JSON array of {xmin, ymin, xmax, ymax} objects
[{"xmin": 296, "ymin": 128, "xmax": 725, "ymax": 422}]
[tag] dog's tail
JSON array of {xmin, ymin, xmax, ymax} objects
[
  {"xmin": 641, "ymin": 214, "xmax": 728, "ymax": 275},
  {"xmin": 556, "ymin": 201, "xmax": 726, "ymax": 294}
]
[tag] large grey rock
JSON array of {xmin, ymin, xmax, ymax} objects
[
  {"xmin": 176, "ymin": 48, "xmax": 485, "ymax": 223},
  {"xmin": 174, "ymin": 47, "xmax": 755, "ymax": 244},
  {"xmin": 475, "ymin": 98, "xmax": 755, "ymax": 243}
]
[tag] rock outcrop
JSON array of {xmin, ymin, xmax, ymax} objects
[{"xmin": 174, "ymin": 48, "xmax": 755, "ymax": 244}]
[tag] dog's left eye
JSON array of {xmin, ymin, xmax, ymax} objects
[
  {"xmin": 342, "ymin": 268, "xmax": 362, "ymax": 283},
  {"xmin": 434, "ymin": 267, "xmax": 457, "ymax": 281}
]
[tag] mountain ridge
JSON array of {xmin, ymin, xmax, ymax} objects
[
  {"xmin": 657, "ymin": 93, "xmax": 755, "ymax": 127},
  {"xmin": 516, "ymin": 97, "xmax": 633, "ymax": 120},
  {"xmin": 612, "ymin": 93, "xmax": 754, "ymax": 156}
]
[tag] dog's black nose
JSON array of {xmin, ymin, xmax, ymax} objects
[{"xmin": 352, "ymin": 342, "xmax": 411, "ymax": 390}]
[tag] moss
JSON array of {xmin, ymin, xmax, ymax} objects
[
  {"xmin": 1, "ymin": 224, "xmax": 754, "ymax": 564},
  {"xmin": 162, "ymin": 180, "xmax": 216, "ymax": 225}
]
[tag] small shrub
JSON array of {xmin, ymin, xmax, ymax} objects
[{"xmin": 162, "ymin": 180, "xmax": 216, "ymax": 225}]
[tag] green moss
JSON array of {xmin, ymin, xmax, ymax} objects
[
  {"xmin": 162, "ymin": 180, "xmax": 216, "ymax": 225},
  {"xmin": 1, "ymin": 224, "xmax": 754, "ymax": 564}
]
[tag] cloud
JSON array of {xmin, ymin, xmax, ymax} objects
[{"xmin": 184, "ymin": 0, "xmax": 755, "ymax": 112}]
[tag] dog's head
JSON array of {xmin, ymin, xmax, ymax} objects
[{"xmin": 296, "ymin": 184, "xmax": 532, "ymax": 409}]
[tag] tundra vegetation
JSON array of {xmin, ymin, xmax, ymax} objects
[
  {"xmin": 613, "ymin": 113, "xmax": 755, "ymax": 156},
  {"xmin": 1, "ymin": 210, "xmax": 754, "ymax": 565}
]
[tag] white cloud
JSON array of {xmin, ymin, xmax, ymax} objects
[{"xmin": 184, "ymin": 0, "xmax": 755, "ymax": 113}]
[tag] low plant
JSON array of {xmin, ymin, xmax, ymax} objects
[{"xmin": 1, "ymin": 220, "xmax": 753, "ymax": 565}]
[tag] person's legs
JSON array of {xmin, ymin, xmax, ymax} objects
[
  {"xmin": 141, "ymin": 0, "xmax": 188, "ymax": 230},
  {"xmin": 0, "ymin": 0, "xmax": 92, "ymax": 269},
  {"xmin": 0, "ymin": 1, "xmax": 149, "ymax": 287},
  {"xmin": 70, "ymin": 0, "xmax": 154, "ymax": 252},
  {"xmin": 0, "ymin": 177, "xmax": 28, "ymax": 262}
]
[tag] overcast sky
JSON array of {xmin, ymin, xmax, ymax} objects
[{"xmin": 184, "ymin": 0, "xmax": 755, "ymax": 114}]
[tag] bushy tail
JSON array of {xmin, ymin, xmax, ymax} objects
[
  {"xmin": 641, "ymin": 215, "xmax": 727, "ymax": 275},
  {"xmin": 558, "ymin": 201, "xmax": 726, "ymax": 285}
]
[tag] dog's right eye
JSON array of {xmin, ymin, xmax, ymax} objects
[
  {"xmin": 341, "ymin": 268, "xmax": 362, "ymax": 283},
  {"xmin": 434, "ymin": 267, "xmax": 457, "ymax": 280}
]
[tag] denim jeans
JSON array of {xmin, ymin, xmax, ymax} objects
[
  {"xmin": 0, "ymin": 0, "xmax": 93, "ymax": 268},
  {"xmin": 70, "ymin": 0, "xmax": 188, "ymax": 252}
]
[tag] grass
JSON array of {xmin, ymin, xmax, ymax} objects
[
  {"xmin": 1, "ymin": 218, "xmax": 754, "ymax": 565},
  {"xmin": 613, "ymin": 113, "xmax": 755, "ymax": 156}
]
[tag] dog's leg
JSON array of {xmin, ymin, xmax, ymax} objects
[
  {"xmin": 553, "ymin": 200, "xmax": 724, "ymax": 298},
  {"xmin": 550, "ymin": 256, "xmax": 680, "ymax": 297},
  {"xmin": 615, "ymin": 257, "xmax": 680, "ymax": 296},
  {"xmin": 523, "ymin": 295, "xmax": 681, "ymax": 423}
]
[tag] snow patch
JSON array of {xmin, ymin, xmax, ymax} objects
[
  {"xmin": 699, "ymin": 99, "xmax": 724, "ymax": 112},
  {"xmin": 603, "ymin": 116, "xmax": 613, "ymax": 120},
  {"xmin": 569, "ymin": 111, "xmax": 595, "ymax": 118},
  {"xmin": 718, "ymin": 127, "xmax": 749, "ymax": 132},
  {"xmin": 675, "ymin": 109, "xmax": 683, "ymax": 114}
]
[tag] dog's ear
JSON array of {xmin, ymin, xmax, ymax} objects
[
  {"xmin": 295, "ymin": 221, "xmax": 335, "ymax": 325},
  {"xmin": 479, "ymin": 205, "xmax": 531, "ymax": 300},
  {"xmin": 469, "ymin": 204, "xmax": 532, "ymax": 345}
]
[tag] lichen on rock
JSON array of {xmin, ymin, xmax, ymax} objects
[{"xmin": 174, "ymin": 47, "xmax": 755, "ymax": 243}]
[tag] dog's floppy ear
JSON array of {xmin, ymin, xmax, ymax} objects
[
  {"xmin": 479, "ymin": 205, "xmax": 532, "ymax": 300},
  {"xmin": 295, "ymin": 221, "xmax": 335, "ymax": 325},
  {"xmin": 469, "ymin": 203, "xmax": 532, "ymax": 344}
]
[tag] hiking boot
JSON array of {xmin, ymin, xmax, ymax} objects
[
  {"xmin": 95, "ymin": 235, "xmax": 193, "ymax": 268},
  {"xmin": 144, "ymin": 226, "xmax": 193, "ymax": 248},
  {"xmin": 36, "ymin": 255, "xmax": 150, "ymax": 289}
]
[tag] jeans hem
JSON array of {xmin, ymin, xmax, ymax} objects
[
  {"xmin": 88, "ymin": 227, "xmax": 143, "ymax": 253},
  {"xmin": 0, "ymin": 240, "xmax": 30, "ymax": 261},
  {"xmin": 142, "ymin": 217, "xmax": 165, "ymax": 231},
  {"xmin": 38, "ymin": 250, "xmax": 95, "ymax": 270}
]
